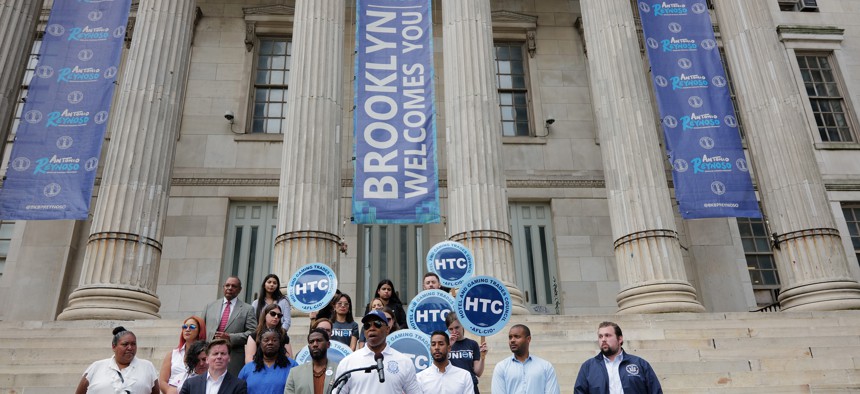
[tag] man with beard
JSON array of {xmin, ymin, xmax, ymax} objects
[
  {"xmin": 417, "ymin": 331, "xmax": 473, "ymax": 394},
  {"xmin": 285, "ymin": 328, "xmax": 339, "ymax": 394},
  {"xmin": 180, "ymin": 339, "xmax": 247, "ymax": 394},
  {"xmin": 334, "ymin": 310, "xmax": 423, "ymax": 393},
  {"xmin": 491, "ymin": 324, "xmax": 559, "ymax": 394},
  {"xmin": 573, "ymin": 321, "xmax": 662, "ymax": 394}
]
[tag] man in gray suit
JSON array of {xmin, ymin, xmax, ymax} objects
[
  {"xmin": 285, "ymin": 328, "xmax": 339, "ymax": 394},
  {"xmin": 202, "ymin": 276, "xmax": 257, "ymax": 376}
]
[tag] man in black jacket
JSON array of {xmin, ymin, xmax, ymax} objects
[
  {"xmin": 574, "ymin": 322, "xmax": 662, "ymax": 394},
  {"xmin": 180, "ymin": 339, "xmax": 247, "ymax": 394}
]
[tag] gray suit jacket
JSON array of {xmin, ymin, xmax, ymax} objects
[
  {"xmin": 284, "ymin": 360, "xmax": 339, "ymax": 394},
  {"xmin": 202, "ymin": 297, "xmax": 257, "ymax": 376}
]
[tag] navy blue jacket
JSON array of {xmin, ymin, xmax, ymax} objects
[{"xmin": 573, "ymin": 350, "xmax": 662, "ymax": 394}]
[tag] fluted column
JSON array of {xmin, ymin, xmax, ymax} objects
[
  {"xmin": 714, "ymin": 1, "xmax": 860, "ymax": 311},
  {"xmin": 442, "ymin": 0, "xmax": 527, "ymax": 314},
  {"xmin": 58, "ymin": 0, "xmax": 197, "ymax": 320},
  {"xmin": 581, "ymin": 0, "xmax": 704, "ymax": 313},
  {"xmin": 0, "ymin": 0, "xmax": 44, "ymax": 158},
  {"xmin": 272, "ymin": 0, "xmax": 344, "ymax": 280}
]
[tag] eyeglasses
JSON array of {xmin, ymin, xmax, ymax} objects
[
  {"xmin": 362, "ymin": 320, "xmax": 385, "ymax": 330},
  {"xmin": 268, "ymin": 311, "xmax": 284, "ymax": 318},
  {"xmin": 336, "ymin": 302, "xmax": 350, "ymax": 306},
  {"xmin": 182, "ymin": 324, "xmax": 197, "ymax": 330}
]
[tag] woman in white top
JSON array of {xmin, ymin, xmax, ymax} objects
[
  {"xmin": 75, "ymin": 326, "xmax": 159, "ymax": 394},
  {"xmin": 251, "ymin": 274, "xmax": 292, "ymax": 331},
  {"xmin": 157, "ymin": 316, "xmax": 206, "ymax": 393}
]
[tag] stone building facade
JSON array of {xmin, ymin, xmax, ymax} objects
[{"xmin": 2, "ymin": 0, "xmax": 860, "ymax": 321}]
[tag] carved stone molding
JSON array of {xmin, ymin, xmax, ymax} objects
[{"xmin": 243, "ymin": 4, "xmax": 296, "ymax": 52}]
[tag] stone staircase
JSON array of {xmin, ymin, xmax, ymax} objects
[{"xmin": 2, "ymin": 312, "xmax": 860, "ymax": 393}]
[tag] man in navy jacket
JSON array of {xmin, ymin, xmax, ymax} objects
[{"xmin": 573, "ymin": 322, "xmax": 662, "ymax": 394}]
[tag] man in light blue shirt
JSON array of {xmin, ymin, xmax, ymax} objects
[{"xmin": 491, "ymin": 324, "xmax": 560, "ymax": 394}]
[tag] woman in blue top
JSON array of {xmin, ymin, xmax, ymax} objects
[{"xmin": 238, "ymin": 328, "xmax": 297, "ymax": 394}]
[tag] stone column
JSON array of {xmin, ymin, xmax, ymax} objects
[
  {"xmin": 442, "ymin": 0, "xmax": 527, "ymax": 314},
  {"xmin": 58, "ymin": 0, "xmax": 197, "ymax": 320},
  {"xmin": 0, "ymin": 0, "xmax": 44, "ymax": 158},
  {"xmin": 580, "ymin": 0, "xmax": 704, "ymax": 313},
  {"xmin": 714, "ymin": 1, "xmax": 860, "ymax": 311},
  {"xmin": 272, "ymin": 0, "xmax": 344, "ymax": 280}
]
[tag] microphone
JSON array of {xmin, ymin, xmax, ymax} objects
[{"xmin": 375, "ymin": 353, "xmax": 385, "ymax": 383}]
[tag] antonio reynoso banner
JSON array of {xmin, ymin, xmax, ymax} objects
[
  {"xmin": 0, "ymin": 0, "xmax": 132, "ymax": 220},
  {"xmin": 638, "ymin": 1, "xmax": 760, "ymax": 219},
  {"xmin": 353, "ymin": 0, "xmax": 440, "ymax": 224}
]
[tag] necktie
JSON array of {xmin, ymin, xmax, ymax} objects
[{"xmin": 218, "ymin": 300, "xmax": 231, "ymax": 332}]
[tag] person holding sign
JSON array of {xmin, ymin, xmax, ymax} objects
[
  {"xmin": 334, "ymin": 310, "xmax": 423, "ymax": 393},
  {"xmin": 491, "ymin": 325, "xmax": 559, "ymax": 394},
  {"xmin": 285, "ymin": 328, "xmax": 338, "ymax": 394},
  {"xmin": 417, "ymin": 331, "xmax": 473, "ymax": 394},
  {"xmin": 445, "ymin": 314, "xmax": 486, "ymax": 393}
]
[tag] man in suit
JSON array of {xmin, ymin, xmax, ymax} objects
[
  {"xmin": 180, "ymin": 339, "xmax": 247, "ymax": 394},
  {"xmin": 202, "ymin": 276, "xmax": 257, "ymax": 376},
  {"xmin": 285, "ymin": 328, "xmax": 339, "ymax": 394}
]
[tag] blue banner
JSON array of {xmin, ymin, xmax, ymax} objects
[
  {"xmin": 0, "ymin": 0, "xmax": 131, "ymax": 220},
  {"xmin": 637, "ymin": 1, "xmax": 760, "ymax": 219},
  {"xmin": 352, "ymin": 0, "xmax": 440, "ymax": 224}
]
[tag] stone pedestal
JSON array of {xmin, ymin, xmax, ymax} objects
[
  {"xmin": 58, "ymin": 0, "xmax": 197, "ymax": 321},
  {"xmin": 581, "ymin": 0, "xmax": 704, "ymax": 313},
  {"xmin": 714, "ymin": 0, "xmax": 860, "ymax": 311},
  {"xmin": 442, "ymin": 0, "xmax": 527, "ymax": 314},
  {"xmin": 0, "ymin": 0, "xmax": 43, "ymax": 157},
  {"xmin": 272, "ymin": 0, "xmax": 344, "ymax": 278}
]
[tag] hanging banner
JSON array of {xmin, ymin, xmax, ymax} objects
[
  {"xmin": 0, "ymin": 0, "xmax": 132, "ymax": 220},
  {"xmin": 637, "ymin": 1, "xmax": 760, "ymax": 219},
  {"xmin": 352, "ymin": 0, "xmax": 440, "ymax": 224}
]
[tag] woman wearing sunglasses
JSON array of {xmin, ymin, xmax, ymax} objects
[
  {"xmin": 158, "ymin": 316, "xmax": 207, "ymax": 393},
  {"xmin": 245, "ymin": 303, "xmax": 293, "ymax": 363}
]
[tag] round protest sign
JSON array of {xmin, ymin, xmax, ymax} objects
[
  {"xmin": 287, "ymin": 263, "xmax": 338, "ymax": 313},
  {"xmin": 426, "ymin": 241, "xmax": 474, "ymax": 288},
  {"xmin": 294, "ymin": 341, "xmax": 352, "ymax": 365},
  {"xmin": 407, "ymin": 289, "xmax": 455, "ymax": 336},
  {"xmin": 455, "ymin": 276, "xmax": 512, "ymax": 336},
  {"xmin": 386, "ymin": 329, "xmax": 432, "ymax": 373}
]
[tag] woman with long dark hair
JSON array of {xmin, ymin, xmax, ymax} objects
[
  {"xmin": 245, "ymin": 303, "xmax": 293, "ymax": 363},
  {"xmin": 159, "ymin": 316, "xmax": 207, "ymax": 393},
  {"xmin": 238, "ymin": 328, "xmax": 297, "ymax": 393},
  {"xmin": 251, "ymin": 274, "xmax": 291, "ymax": 331},
  {"xmin": 331, "ymin": 293, "xmax": 359, "ymax": 350},
  {"xmin": 363, "ymin": 279, "xmax": 406, "ymax": 327}
]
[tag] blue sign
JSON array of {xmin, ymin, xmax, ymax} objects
[
  {"xmin": 287, "ymin": 263, "xmax": 338, "ymax": 313},
  {"xmin": 352, "ymin": 0, "xmax": 440, "ymax": 224},
  {"xmin": 0, "ymin": 0, "xmax": 132, "ymax": 220},
  {"xmin": 407, "ymin": 289, "xmax": 455, "ymax": 336},
  {"xmin": 455, "ymin": 276, "xmax": 511, "ymax": 336},
  {"xmin": 637, "ymin": 0, "xmax": 760, "ymax": 219},
  {"xmin": 426, "ymin": 241, "xmax": 474, "ymax": 288},
  {"xmin": 386, "ymin": 329, "xmax": 431, "ymax": 373},
  {"xmin": 294, "ymin": 341, "xmax": 353, "ymax": 365}
]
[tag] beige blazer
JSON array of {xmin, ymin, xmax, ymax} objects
[{"xmin": 284, "ymin": 360, "xmax": 339, "ymax": 394}]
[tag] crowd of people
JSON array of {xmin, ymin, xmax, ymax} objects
[{"xmin": 75, "ymin": 274, "xmax": 663, "ymax": 394}]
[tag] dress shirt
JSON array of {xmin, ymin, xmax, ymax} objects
[
  {"xmin": 417, "ymin": 362, "xmax": 474, "ymax": 394},
  {"xmin": 206, "ymin": 371, "xmax": 226, "ymax": 394},
  {"xmin": 491, "ymin": 354, "xmax": 560, "ymax": 394},
  {"xmin": 335, "ymin": 344, "xmax": 424, "ymax": 394},
  {"xmin": 603, "ymin": 353, "xmax": 623, "ymax": 394}
]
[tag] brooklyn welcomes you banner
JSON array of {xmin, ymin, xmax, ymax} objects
[
  {"xmin": 0, "ymin": 0, "xmax": 132, "ymax": 220},
  {"xmin": 638, "ymin": 1, "xmax": 760, "ymax": 219},
  {"xmin": 353, "ymin": 0, "xmax": 440, "ymax": 224}
]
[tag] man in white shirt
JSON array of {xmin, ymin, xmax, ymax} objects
[
  {"xmin": 179, "ymin": 339, "xmax": 247, "ymax": 394},
  {"xmin": 417, "ymin": 331, "xmax": 473, "ymax": 394},
  {"xmin": 334, "ymin": 310, "xmax": 424, "ymax": 394}
]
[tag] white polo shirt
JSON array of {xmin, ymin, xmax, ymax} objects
[
  {"xmin": 417, "ymin": 362, "xmax": 473, "ymax": 394},
  {"xmin": 335, "ymin": 344, "xmax": 424, "ymax": 394}
]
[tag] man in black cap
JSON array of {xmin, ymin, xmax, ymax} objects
[{"xmin": 334, "ymin": 310, "xmax": 423, "ymax": 393}]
